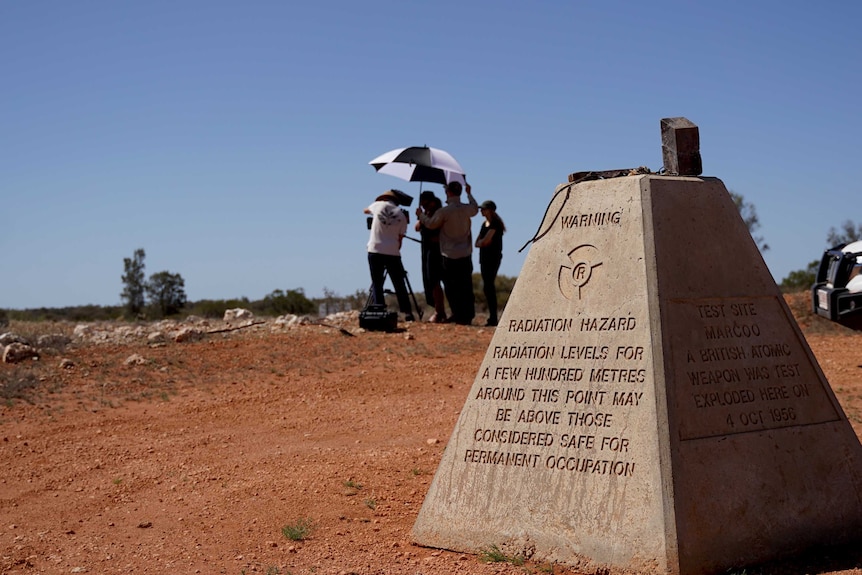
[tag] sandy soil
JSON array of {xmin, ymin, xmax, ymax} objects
[{"xmin": 2, "ymin": 295, "xmax": 862, "ymax": 575}]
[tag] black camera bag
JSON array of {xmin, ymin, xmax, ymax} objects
[{"xmin": 359, "ymin": 304, "xmax": 398, "ymax": 332}]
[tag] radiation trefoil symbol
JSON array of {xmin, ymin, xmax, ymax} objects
[{"xmin": 558, "ymin": 244, "xmax": 603, "ymax": 300}]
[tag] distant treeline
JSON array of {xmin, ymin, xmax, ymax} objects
[
  {"xmin": 2, "ymin": 274, "xmax": 517, "ymax": 324},
  {"xmin": 2, "ymin": 288, "xmax": 356, "ymax": 323}
]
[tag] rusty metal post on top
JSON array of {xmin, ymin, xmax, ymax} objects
[{"xmin": 661, "ymin": 116, "xmax": 702, "ymax": 176}]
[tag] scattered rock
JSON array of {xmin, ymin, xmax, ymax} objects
[
  {"xmin": 59, "ymin": 358, "xmax": 75, "ymax": 369},
  {"xmin": 0, "ymin": 332, "xmax": 28, "ymax": 346},
  {"xmin": 2, "ymin": 342, "xmax": 39, "ymax": 364},
  {"xmin": 173, "ymin": 327, "xmax": 204, "ymax": 343},
  {"xmin": 61, "ymin": 312, "xmax": 363, "ymax": 346},
  {"xmin": 147, "ymin": 331, "xmax": 165, "ymax": 344},
  {"xmin": 224, "ymin": 308, "xmax": 254, "ymax": 322},
  {"xmin": 73, "ymin": 324, "xmax": 92, "ymax": 339},
  {"xmin": 36, "ymin": 333, "xmax": 71, "ymax": 348},
  {"xmin": 274, "ymin": 314, "xmax": 301, "ymax": 327},
  {"xmin": 124, "ymin": 354, "xmax": 147, "ymax": 366}
]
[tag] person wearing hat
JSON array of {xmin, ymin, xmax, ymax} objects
[
  {"xmin": 415, "ymin": 191, "xmax": 447, "ymax": 323},
  {"xmin": 416, "ymin": 181, "xmax": 479, "ymax": 325},
  {"xmin": 364, "ymin": 190, "xmax": 414, "ymax": 321},
  {"xmin": 475, "ymin": 199, "xmax": 505, "ymax": 327}
]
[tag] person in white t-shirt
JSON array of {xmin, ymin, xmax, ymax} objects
[{"xmin": 364, "ymin": 190, "xmax": 414, "ymax": 321}]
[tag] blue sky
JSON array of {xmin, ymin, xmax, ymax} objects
[{"xmin": 3, "ymin": 1, "xmax": 860, "ymax": 310}]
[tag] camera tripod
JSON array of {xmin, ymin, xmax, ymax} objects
[{"xmin": 364, "ymin": 268, "xmax": 424, "ymax": 322}]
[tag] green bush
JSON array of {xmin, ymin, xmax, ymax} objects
[
  {"xmin": 260, "ymin": 288, "xmax": 315, "ymax": 316},
  {"xmin": 780, "ymin": 260, "xmax": 819, "ymax": 293},
  {"xmin": 146, "ymin": 271, "xmax": 187, "ymax": 317},
  {"xmin": 185, "ymin": 298, "xmax": 251, "ymax": 319},
  {"xmin": 7, "ymin": 305, "xmax": 122, "ymax": 323},
  {"xmin": 281, "ymin": 518, "xmax": 314, "ymax": 541}
]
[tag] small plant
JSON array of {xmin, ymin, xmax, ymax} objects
[
  {"xmin": 410, "ymin": 468, "xmax": 422, "ymax": 476},
  {"xmin": 479, "ymin": 544, "xmax": 507, "ymax": 563},
  {"xmin": 281, "ymin": 518, "xmax": 314, "ymax": 541},
  {"xmin": 0, "ymin": 367, "xmax": 40, "ymax": 405},
  {"xmin": 363, "ymin": 498, "xmax": 376, "ymax": 510},
  {"xmin": 343, "ymin": 479, "xmax": 362, "ymax": 490},
  {"xmin": 478, "ymin": 544, "xmax": 524, "ymax": 566}
]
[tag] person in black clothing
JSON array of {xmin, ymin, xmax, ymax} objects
[
  {"xmin": 415, "ymin": 191, "xmax": 447, "ymax": 322},
  {"xmin": 475, "ymin": 200, "xmax": 505, "ymax": 327}
]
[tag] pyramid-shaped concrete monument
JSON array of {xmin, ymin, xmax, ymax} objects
[{"xmin": 413, "ymin": 170, "xmax": 862, "ymax": 574}]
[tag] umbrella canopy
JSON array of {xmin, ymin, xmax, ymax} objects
[{"xmin": 369, "ymin": 146, "xmax": 466, "ymax": 186}]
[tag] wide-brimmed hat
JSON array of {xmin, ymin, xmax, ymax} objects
[
  {"xmin": 376, "ymin": 189, "xmax": 399, "ymax": 202},
  {"xmin": 480, "ymin": 200, "xmax": 497, "ymax": 210}
]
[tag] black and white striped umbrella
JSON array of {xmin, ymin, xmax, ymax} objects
[{"xmin": 369, "ymin": 146, "xmax": 466, "ymax": 186}]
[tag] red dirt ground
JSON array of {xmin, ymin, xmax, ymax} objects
[{"xmin": 2, "ymin": 294, "xmax": 862, "ymax": 575}]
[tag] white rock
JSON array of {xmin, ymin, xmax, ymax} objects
[
  {"xmin": 73, "ymin": 324, "xmax": 91, "ymax": 338},
  {"xmin": 223, "ymin": 308, "xmax": 254, "ymax": 322},
  {"xmin": 147, "ymin": 331, "xmax": 165, "ymax": 344},
  {"xmin": 37, "ymin": 334, "xmax": 71, "ymax": 347},
  {"xmin": 0, "ymin": 332, "xmax": 27, "ymax": 346},
  {"xmin": 2, "ymin": 342, "xmax": 39, "ymax": 364},
  {"xmin": 173, "ymin": 327, "xmax": 204, "ymax": 343},
  {"xmin": 124, "ymin": 353, "xmax": 147, "ymax": 366}
]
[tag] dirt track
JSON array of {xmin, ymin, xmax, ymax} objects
[{"xmin": 2, "ymin": 297, "xmax": 862, "ymax": 575}]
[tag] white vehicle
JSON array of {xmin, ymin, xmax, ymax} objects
[{"xmin": 812, "ymin": 240, "xmax": 862, "ymax": 330}]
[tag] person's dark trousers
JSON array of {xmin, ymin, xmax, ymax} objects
[
  {"xmin": 368, "ymin": 252, "xmax": 413, "ymax": 315},
  {"xmin": 480, "ymin": 254, "xmax": 502, "ymax": 325},
  {"xmin": 421, "ymin": 244, "xmax": 445, "ymax": 309},
  {"xmin": 442, "ymin": 255, "xmax": 475, "ymax": 325},
  {"xmin": 420, "ymin": 244, "xmax": 435, "ymax": 307}
]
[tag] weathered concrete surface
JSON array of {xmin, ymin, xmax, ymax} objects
[{"xmin": 412, "ymin": 175, "xmax": 862, "ymax": 575}]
